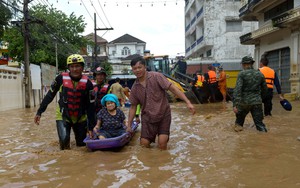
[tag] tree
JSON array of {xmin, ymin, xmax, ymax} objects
[
  {"xmin": 3, "ymin": 4, "xmax": 89, "ymax": 70},
  {"xmin": 101, "ymin": 60, "xmax": 113, "ymax": 76},
  {"xmin": 0, "ymin": 2, "xmax": 12, "ymax": 38}
]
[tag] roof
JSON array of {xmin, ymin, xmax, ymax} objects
[
  {"xmin": 109, "ymin": 34, "xmax": 146, "ymax": 44},
  {"xmin": 85, "ymin": 33, "xmax": 107, "ymax": 43},
  {"xmin": 108, "ymin": 74, "xmax": 137, "ymax": 80},
  {"xmin": 122, "ymin": 54, "xmax": 142, "ymax": 60}
]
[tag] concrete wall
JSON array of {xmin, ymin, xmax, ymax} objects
[{"xmin": 0, "ymin": 65, "xmax": 42, "ymax": 111}]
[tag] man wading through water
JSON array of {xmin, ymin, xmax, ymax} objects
[
  {"xmin": 127, "ymin": 56, "xmax": 195, "ymax": 150},
  {"xmin": 233, "ymin": 56, "xmax": 268, "ymax": 132},
  {"xmin": 34, "ymin": 54, "xmax": 96, "ymax": 150}
]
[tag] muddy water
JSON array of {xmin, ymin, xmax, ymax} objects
[{"xmin": 0, "ymin": 100, "xmax": 300, "ymax": 188}]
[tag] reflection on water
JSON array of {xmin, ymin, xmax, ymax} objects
[{"xmin": 0, "ymin": 100, "xmax": 300, "ymax": 187}]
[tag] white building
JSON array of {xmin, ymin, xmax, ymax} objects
[
  {"xmin": 239, "ymin": 0, "xmax": 300, "ymax": 97},
  {"xmin": 81, "ymin": 33, "xmax": 108, "ymax": 69},
  {"xmin": 107, "ymin": 34, "xmax": 146, "ymax": 75},
  {"xmin": 184, "ymin": 0, "xmax": 257, "ymax": 73}
]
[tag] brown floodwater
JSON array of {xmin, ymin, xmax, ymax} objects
[{"xmin": 0, "ymin": 99, "xmax": 300, "ymax": 188}]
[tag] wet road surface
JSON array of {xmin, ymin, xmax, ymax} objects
[{"xmin": 0, "ymin": 99, "xmax": 299, "ymax": 187}]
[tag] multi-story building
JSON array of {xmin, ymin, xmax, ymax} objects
[
  {"xmin": 239, "ymin": 0, "xmax": 300, "ymax": 97},
  {"xmin": 81, "ymin": 33, "xmax": 108, "ymax": 69},
  {"xmin": 184, "ymin": 0, "xmax": 257, "ymax": 88},
  {"xmin": 107, "ymin": 34, "xmax": 146, "ymax": 75}
]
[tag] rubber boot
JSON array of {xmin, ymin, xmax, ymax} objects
[
  {"xmin": 256, "ymin": 124, "xmax": 268, "ymax": 132},
  {"xmin": 56, "ymin": 120, "xmax": 71, "ymax": 150},
  {"xmin": 72, "ymin": 121, "xmax": 87, "ymax": 147}
]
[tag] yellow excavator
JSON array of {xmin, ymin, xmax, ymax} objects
[{"xmin": 143, "ymin": 54, "xmax": 200, "ymax": 104}]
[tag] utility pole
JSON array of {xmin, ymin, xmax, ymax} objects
[
  {"xmin": 55, "ymin": 40, "xmax": 58, "ymax": 74},
  {"xmin": 23, "ymin": 0, "xmax": 31, "ymax": 108},
  {"xmin": 93, "ymin": 13, "xmax": 113, "ymax": 69}
]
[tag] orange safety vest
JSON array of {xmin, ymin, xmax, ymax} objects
[
  {"xmin": 208, "ymin": 70, "xmax": 217, "ymax": 83},
  {"xmin": 194, "ymin": 75, "xmax": 205, "ymax": 87},
  {"xmin": 259, "ymin": 66, "xmax": 275, "ymax": 89}
]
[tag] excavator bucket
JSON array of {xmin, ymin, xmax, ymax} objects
[{"xmin": 184, "ymin": 89, "xmax": 201, "ymax": 104}]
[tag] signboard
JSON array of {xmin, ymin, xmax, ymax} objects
[
  {"xmin": 40, "ymin": 63, "xmax": 56, "ymax": 86},
  {"xmin": 30, "ymin": 64, "xmax": 41, "ymax": 90}
]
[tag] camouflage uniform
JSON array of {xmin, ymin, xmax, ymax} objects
[{"xmin": 233, "ymin": 56, "xmax": 268, "ymax": 132}]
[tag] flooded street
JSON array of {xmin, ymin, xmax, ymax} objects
[{"xmin": 0, "ymin": 99, "xmax": 300, "ymax": 187}]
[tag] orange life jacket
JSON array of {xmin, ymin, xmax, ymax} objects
[
  {"xmin": 61, "ymin": 72, "xmax": 88, "ymax": 122},
  {"xmin": 259, "ymin": 66, "xmax": 275, "ymax": 89},
  {"xmin": 194, "ymin": 75, "xmax": 205, "ymax": 87},
  {"xmin": 208, "ymin": 70, "xmax": 217, "ymax": 83}
]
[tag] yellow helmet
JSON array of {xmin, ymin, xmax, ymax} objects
[{"xmin": 67, "ymin": 54, "xmax": 85, "ymax": 66}]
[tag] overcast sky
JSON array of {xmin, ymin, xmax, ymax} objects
[{"xmin": 45, "ymin": 0, "xmax": 186, "ymax": 58}]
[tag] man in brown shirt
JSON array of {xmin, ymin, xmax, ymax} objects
[
  {"xmin": 127, "ymin": 56, "xmax": 195, "ymax": 150},
  {"xmin": 110, "ymin": 77, "xmax": 126, "ymax": 107}
]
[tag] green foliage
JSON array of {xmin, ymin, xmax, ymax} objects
[
  {"xmin": 2, "ymin": 4, "xmax": 88, "ymax": 70},
  {"xmin": 101, "ymin": 61, "xmax": 113, "ymax": 76},
  {"xmin": 0, "ymin": 2, "xmax": 12, "ymax": 38}
]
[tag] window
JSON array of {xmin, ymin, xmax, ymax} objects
[
  {"xmin": 226, "ymin": 20, "xmax": 242, "ymax": 32},
  {"xmin": 264, "ymin": 1, "xmax": 293, "ymax": 21},
  {"xmin": 112, "ymin": 50, "xmax": 116, "ymax": 56},
  {"xmin": 206, "ymin": 49, "xmax": 212, "ymax": 57},
  {"xmin": 122, "ymin": 47, "xmax": 131, "ymax": 56}
]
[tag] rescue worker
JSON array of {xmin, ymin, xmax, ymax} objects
[
  {"xmin": 192, "ymin": 71, "xmax": 206, "ymax": 103},
  {"xmin": 177, "ymin": 56, "xmax": 187, "ymax": 75},
  {"xmin": 233, "ymin": 56, "xmax": 268, "ymax": 132},
  {"xmin": 218, "ymin": 67, "xmax": 227, "ymax": 102},
  {"xmin": 259, "ymin": 56, "xmax": 284, "ymax": 116},
  {"xmin": 194, "ymin": 71, "xmax": 205, "ymax": 88},
  {"xmin": 93, "ymin": 66, "xmax": 110, "ymax": 114},
  {"xmin": 204, "ymin": 65, "xmax": 218, "ymax": 102},
  {"xmin": 34, "ymin": 54, "xmax": 96, "ymax": 150}
]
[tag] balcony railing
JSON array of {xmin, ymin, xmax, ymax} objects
[
  {"xmin": 196, "ymin": 7, "xmax": 203, "ymax": 18},
  {"xmin": 185, "ymin": 36, "xmax": 204, "ymax": 55},
  {"xmin": 185, "ymin": 6, "xmax": 204, "ymax": 32},
  {"xmin": 240, "ymin": 24, "xmax": 279, "ymax": 44},
  {"xmin": 251, "ymin": 25, "xmax": 278, "ymax": 39},
  {"xmin": 240, "ymin": 32, "xmax": 252, "ymax": 44},
  {"xmin": 239, "ymin": 0, "xmax": 262, "ymax": 18},
  {"xmin": 272, "ymin": 7, "xmax": 300, "ymax": 27}
]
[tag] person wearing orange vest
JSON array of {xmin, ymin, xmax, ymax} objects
[
  {"xmin": 194, "ymin": 71, "xmax": 205, "ymax": 88},
  {"xmin": 218, "ymin": 67, "xmax": 227, "ymax": 102},
  {"xmin": 204, "ymin": 65, "xmax": 218, "ymax": 102},
  {"xmin": 34, "ymin": 54, "xmax": 96, "ymax": 150},
  {"xmin": 259, "ymin": 56, "xmax": 284, "ymax": 116},
  {"xmin": 93, "ymin": 67, "xmax": 110, "ymax": 114}
]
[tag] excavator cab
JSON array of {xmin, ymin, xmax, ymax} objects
[
  {"xmin": 144, "ymin": 54, "xmax": 200, "ymax": 104},
  {"xmin": 144, "ymin": 55, "xmax": 170, "ymax": 74}
]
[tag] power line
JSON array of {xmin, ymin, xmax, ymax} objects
[
  {"xmin": 97, "ymin": 0, "xmax": 112, "ymax": 28},
  {"xmin": 89, "ymin": 0, "xmax": 107, "ymax": 28},
  {"xmin": 80, "ymin": 0, "xmax": 94, "ymax": 21}
]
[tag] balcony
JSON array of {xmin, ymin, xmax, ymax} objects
[
  {"xmin": 240, "ymin": 23, "xmax": 279, "ymax": 45},
  {"xmin": 240, "ymin": 32, "xmax": 252, "ymax": 44},
  {"xmin": 185, "ymin": 36, "xmax": 211, "ymax": 58},
  {"xmin": 272, "ymin": 7, "xmax": 300, "ymax": 28},
  {"xmin": 239, "ymin": 0, "xmax": 262, "ymax": 21},
  {"xmin": 185, "ymin": 7, "xmax": 204, "ymax": 32}
]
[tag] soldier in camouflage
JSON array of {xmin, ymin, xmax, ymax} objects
[{"xmin": 233, "ymin": 56, "xmax": 268, "ymax": 132}]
